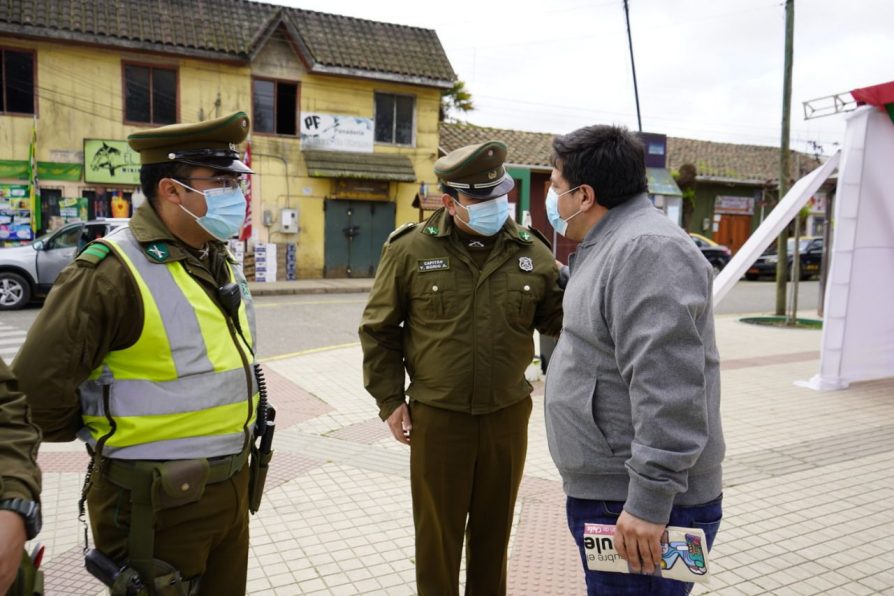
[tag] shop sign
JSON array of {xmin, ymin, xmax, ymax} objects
[
  {"xmin": 714, "ymin": 195, "xmax": 754, "ymax": 215},
  {"xmin": 0, "ymin": 184, "xmax": 33, "ymax": 241},
  {"xmin": 333, "ymin": 179, "xmax": 389, "ymax": 199},
  {"xmin": 300, "ymin": 113, "xmax": 374, "ymax": 153},
  {"xmin": 84, "ymin": 139, "xmax": 141, "ymax": 185}
]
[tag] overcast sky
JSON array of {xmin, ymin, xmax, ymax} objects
[{"xmin": 273, "ymin": 0, "xmax": 893, "ymax": 154}]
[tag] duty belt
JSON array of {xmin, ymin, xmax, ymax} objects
[{"xmin": 104, "ymin": 449, "xmax": 249, "ymax": 489}]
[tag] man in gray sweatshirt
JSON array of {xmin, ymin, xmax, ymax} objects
[{"xmin": 543, "ymin": 125, "xmax": 724, "ymax": 595}]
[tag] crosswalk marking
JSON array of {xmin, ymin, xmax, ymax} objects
[{"xmin": 0, "ymin": 324, "xmax": 27, "ymax": 363}]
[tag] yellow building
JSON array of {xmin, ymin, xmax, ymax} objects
[{"xmin": 0, "ymin": 1, "xmax": 455, "ymax": 278}]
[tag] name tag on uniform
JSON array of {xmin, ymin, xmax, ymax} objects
[{"xmin": 418, "ymin": 257, "xmax": 450, "ymax": 272}]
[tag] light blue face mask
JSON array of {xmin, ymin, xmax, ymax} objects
[
  {"xmin": 453, "ymin": 195, "xmax": 510, "ymax": 237},
  {"xmin": 545, "ymin": 185, "xmax": 582, "ymax": 237},
  {"xmin": 173, "ymin": 179, "xmax": 247, "ymax": 241}
]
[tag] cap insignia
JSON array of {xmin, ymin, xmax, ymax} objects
[
  {"xmin": 168, "ymin": 153, "xmax": 176, "ymax": 160},
  {"xmin": 488, "ymin": 170, "xmax": 497, "ymax": 180},
  {"xmin": 519, "ymin": 256, "xmax": 534, "ymax": 272}
]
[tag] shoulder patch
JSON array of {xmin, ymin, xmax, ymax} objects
[
  {"xmin": 387, "ymin": 222, "xmax": 418, "ymax": 244},
  {"xmin": 75, "ymin": 241, "xmax": 111, "ymax": 267},
  {"xmin": 526, "ymin": 226, "xmax": 553, "ymax": 251}
]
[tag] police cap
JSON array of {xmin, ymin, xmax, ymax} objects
[
  {"xmin": 127, "ymin": 111, "xmax": 253, "ymax": 174},
  {"xmin": 434, "ymin": 140, "xmax": 515, "ymax": 199}
]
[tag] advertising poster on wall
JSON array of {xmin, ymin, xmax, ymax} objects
[
  {"xmin": 84, "ymin": 139, "xmax": 142, "ymax": 185},
  {"xmin": 300, "ymin": 113, "xmax": 374, "ymax": 153},
  {"xmin": 0, "ymin": 184, "xmax": 33, "ymax": 243},
  {"xmin": 59, "ymin": 197, "xmax": 89, "ymax": 223}
]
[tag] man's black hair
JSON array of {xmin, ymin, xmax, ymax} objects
[
  {"xmin": 139, "ymin": 162, "xmax": 195, "ymax": 205},
  {"xmin": 440, "ymin": 183, "xmax": 459, "ymax": 200},
  {"xmin": 550, "ymin": 125, "xmax": 647, "ymax": 209}
]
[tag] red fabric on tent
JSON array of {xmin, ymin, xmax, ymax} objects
[{"xmin": 851, "ymin": 81, "xmax": 894, "ymax": 107}]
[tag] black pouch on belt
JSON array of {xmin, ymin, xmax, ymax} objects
[{"xmin": 151, "ymin": 459, "xmax": 210, "ymax": 510}]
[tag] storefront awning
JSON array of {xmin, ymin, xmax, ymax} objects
[
  {"xmin": 646, "ymin": 167, "xmax": 682, "ymax": 196},
  {"xmin": 304, "ymin": 151, "xmax": 416, "ymax": 182}
]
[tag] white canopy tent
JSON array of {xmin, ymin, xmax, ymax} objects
[{"xmin": 713, "ymin": 94, "xmax": 894, "ymax": 390}]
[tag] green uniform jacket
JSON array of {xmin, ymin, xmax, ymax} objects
[
  {"xmin": 12, "ymin": 202, "xmax": 241, "ymax": 443},
  {"xmin": 359, "ymin": 208, "xmax": 564, "ymax": 420},
  {"xmin": 0, "ymin": 358, "xmax": 41, "ymax": 501}
]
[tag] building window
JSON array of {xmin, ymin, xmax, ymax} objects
[
  {"xmin": 124, "ymin": 63, "xmax": 177, "ymax": 125},
  {"xmin": 252, "ymin": 78, "xmax": 298, "ymax": 135},
  {"xmin": 1, "ymin": 49, "xmax": 35, "ymax": 114},
  {"xmin": 374, "ymin": 93, "xmax": 414, "ymax": 145}
]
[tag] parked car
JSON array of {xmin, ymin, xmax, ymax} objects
[
  {"xmin": 745, "ymin": 236, "xmax": 823, "ymax": 281},
  {"xmin": 689, "ymin": 233, "xmax": 732, "ymax": 275},
  {"xmin": 0, "ymin": 218, "xmax": 128, "ymax": 310}
]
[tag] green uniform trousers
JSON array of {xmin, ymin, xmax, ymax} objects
[
  {"xmin": 87, "ymin": 462, "xmax": 250, "ymax": 595},
  {"xmin": 410, "ymin": 397, "xmax": 532, "ymax": 596}
]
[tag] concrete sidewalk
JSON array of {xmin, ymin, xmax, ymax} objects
[
  {"xmin": 247, "ymin": 279, "xmax": 373, "ymax": 297},
  {"xmin": 30, "ymin": 314, "xmax": 894, "ymax": 595}
]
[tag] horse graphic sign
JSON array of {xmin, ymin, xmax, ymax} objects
[{"xmin": 84, "ymin": 139, "xmax": 141, "ymax": 185}]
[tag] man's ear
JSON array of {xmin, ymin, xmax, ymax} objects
[
  {"xmin": 578, "ymin": 184, "xmax": 598, "ymax": 210},
  {"xmin": 442, "ymin": 193, "xmax": 456, "ymax": 215},
  {"xmin": 157, "ymin": 178, "xmax": 184, "ymax": 206}
]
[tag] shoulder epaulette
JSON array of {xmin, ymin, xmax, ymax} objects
[
  {"xmin": 527, "ymin": 226, "xmax": 553, "ymax": 251},
  {"xmin": 387, "ymin": 222, "xmax": 418, "ymax": 244},
  {"xmin": 75, "ymin": 240, "xmax": 111, "ymax": 267}
]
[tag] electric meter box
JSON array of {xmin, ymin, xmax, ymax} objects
[{"xmin": 281, "ymin": 208, "xmax": 298, "ymax": 234}]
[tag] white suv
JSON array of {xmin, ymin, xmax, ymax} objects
[{"xmin": 0, "ymin": 219, "xmax": 129, "ymax": 310}]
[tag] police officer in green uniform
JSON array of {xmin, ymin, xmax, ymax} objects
[
  {"xmin": 359, "ymin": 141, "xmax": 564, "ymax": 595},
  {"xmin": 13, "ymin": 112, "xmax": 261, "ymax": 595},
  {"xmin": 0, "ymin": 357, "xmax": 42, "ymax": 595}
]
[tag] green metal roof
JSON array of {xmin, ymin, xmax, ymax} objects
[{"xmin": 304, "ymin": 151, "xmax": 416, "ymax": 182}]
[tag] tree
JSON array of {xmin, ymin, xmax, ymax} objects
[
  {"xmin": 440, "ymin": 80, "xmax": 474, "ymax": 122},
  {"xmin": 673, "ymin": 163, "xmax": 698, "ymax": 231}
]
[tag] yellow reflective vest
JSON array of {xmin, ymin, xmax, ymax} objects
[{"xmin": 78, "ymin": 227, "xmax": 258, "ymax": 460}]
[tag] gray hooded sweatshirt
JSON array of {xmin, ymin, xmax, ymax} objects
[{"xmin": 544, "ymin": 193, "xmax": 724, "ymax": 524}]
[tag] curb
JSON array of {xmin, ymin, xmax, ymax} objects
[{"xmin": 247, "ymin": 284, "xmax": 373, "ymax": 297}]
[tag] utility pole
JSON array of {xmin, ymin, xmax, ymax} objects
[
  {"xmin": 623, "ymin": 0, "xmax": 642, "ymax": 132},
  {"xmin": 775, "ymin": 0, "xmax": 794, "ymax": 316}
]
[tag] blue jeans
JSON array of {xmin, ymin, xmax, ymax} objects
[{"xmin": 566, "ymin": 494, "xmax": 723, "ymax": 596}]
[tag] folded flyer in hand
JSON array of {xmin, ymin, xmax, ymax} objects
[{"xmin": 583, "ymin": 524, "xmax": 710, "ymax": 583}]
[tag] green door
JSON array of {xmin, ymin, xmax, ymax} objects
[{"xmin": 324, "ymin": 199, "xmax": 396, "ymax": 278}]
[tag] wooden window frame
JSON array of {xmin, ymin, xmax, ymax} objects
[
  {"xmin": 0, "ymin": 46, "xmax": 37, "ymax": 117},
  {"xmin": 251, "ymin": 76, "xmax": 300, "ymax": 137},
  {"xmin": 121, "ymin": 61, "xmax": 180, "ymax": 126},
  {"xmin": 373, "ymin": 91, "xmax": 416, "ymax": 147}
]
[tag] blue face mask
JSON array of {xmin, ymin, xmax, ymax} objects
[
  {"xmin": 173, "ymin": 179, "xmax": 247, "ymax": 241},
  {"xmin": 545, "ymin": 185, "xmax": 582, "ymax": 237},
  {"xmin": 453, "ymin": 195, "xmax": 510, "ymax": 237}
]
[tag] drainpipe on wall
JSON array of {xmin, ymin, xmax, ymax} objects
[{"xmin": 253, "ymin": 152, "xmax": 291, "ymax": 207}]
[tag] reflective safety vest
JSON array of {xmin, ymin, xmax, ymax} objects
[{"xmin": 78, "ymin": 227, "xmax": 259, "ymax": 460}]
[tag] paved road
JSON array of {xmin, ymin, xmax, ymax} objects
[
  {"xmin": 0, "ymin": 280, "xmax": 821, "ymax": 362},
  {"xmin": 0, "ymin": 294, "xmax": 368, "ymax": 361},
  {"xmin": 713, "ymin": 279, "xmax": 821, "ymax": 316}
]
